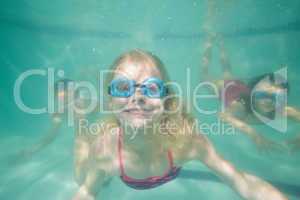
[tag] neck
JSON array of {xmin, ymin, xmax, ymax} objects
[{"xmin": 118, "ymin": 120, "xmax": 158, "ymax": 153}]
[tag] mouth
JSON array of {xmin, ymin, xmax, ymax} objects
[
  {"xmin": 257, "ymin": 101, "xmax": 275, "ymax": 112},
  {"xmin": 123, "ymin": 108, "xmax": 154, "ymax": 117}
]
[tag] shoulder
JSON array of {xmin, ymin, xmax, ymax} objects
[
  {"xmin": 75, "ymin": 116, "xmax": 119, "ymax": 153},
  {"xmin": 170, "ymin": 132, "xmax": 210, "ymax": 167},
  {"xmin": 164, "ymin": 112, "xmax": 209, "ymax": 166}
]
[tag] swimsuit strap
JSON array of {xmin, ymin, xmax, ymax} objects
[
  {"xmin": 167, "ymin": 149, "xmax": 174, "ymax": 168},
  {"xmin": 117, "ymin": 127, "xmax": 125, "ymax": 176},
  {"xmin": 117, "ymin": 127, "xmax": 174, "ymax": 177}
]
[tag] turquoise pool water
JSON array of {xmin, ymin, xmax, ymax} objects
[{"xmin": 0, "ymin": 0, "xmax": 300, "ymax": 199}]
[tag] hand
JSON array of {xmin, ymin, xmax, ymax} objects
[
  {"xmin": 241, "ymin": 173, "xmax": 288, "ymax": 200},
  {"xmin": 72, "ymin": 186, "xmax": 95, "ymax": 200}
]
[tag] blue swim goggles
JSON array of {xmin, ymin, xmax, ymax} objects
[
  {"xmin": 252, "ymin": 90, "xmax": 286, "ymax": 107},
  {"xmin": 108, "ymin": 77, "xmax": 168, "ymax": 98}
]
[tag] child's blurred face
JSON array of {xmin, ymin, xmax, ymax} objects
[
  {"xmin": 253, "ymin": 80, "xmax": 284, "ymax": 114},
  {"xmin": 110, "ymin": 61, "xmax": 165, "ymax": 128},
  {"xmin": 255, "ymin": 97, "xmax": 275, "ymax": 113}
]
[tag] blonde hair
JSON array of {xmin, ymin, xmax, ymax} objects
[{"xmin": 101, "ymin": 49, "xmax": 197, "ymax": 150}]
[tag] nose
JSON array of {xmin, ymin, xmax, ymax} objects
[
  {"xmin": 135, "ymin": 96, "xmax": 146, "ymax": 106},
  {"xmin": 130, "ymin": 88, "xmax": 146, "ymax": 106}
]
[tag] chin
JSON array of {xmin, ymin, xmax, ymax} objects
[
  {"xmin": 118, "ymin": 114, "xmax": 154, "ymax": 129},
  {"xmin": 128, "ymin": 120, "xmax": 148, "ymax": 129},
  {"xmin": 258, "ymin": 106, "xmax": 275, "ymax": 114},
  {"xmin": 131, "ymin": 117, "xmax": 155, "ymax": 128}
]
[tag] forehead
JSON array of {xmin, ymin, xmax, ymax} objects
[{"xmin": 114, "ymin": 61, "xmax": 162, "ymax": 82}]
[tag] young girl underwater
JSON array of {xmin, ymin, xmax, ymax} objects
[
  {"xmin": 72, "ymin": 49, "xmax": 288, "ymax": 200},
  {"xmin": 200, "ymin": 34, "xmax": 300, "ymax": 152}
]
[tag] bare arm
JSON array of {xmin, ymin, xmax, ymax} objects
[
  {"xmin": 19, "ymin": 113, "xmax": 63, "ymax": 158},
  {"xmin": 286, "ymin": 106, "xmax": 300, "ymax": 121},
  {"xmin": 219, "ymin": 111, "xmax": 282, "ymax": 151},
  {"xmin": 73, "ymin": 121, "xmax": 116, "ymax": 200},
  {"xmin": 74, "ymin": 135, "xmax": 91, "ymax": 185},
  {"xmin": 72, "ymin": 168, "xmax": 109, "ymax": 200},
  {"xmin": 284, "ymin": 106, "xmax": 300, "ymax": 151},
  {"xmin": 73, "ymin": 137, "xmax": 111, "ymax": 200},
  {"xmin": 20, "ymin": 91, "xmax": 94, "ymax": 158},
  {"xmin": 219, "ymin": 111, "xmax": 260, "ymax": 140},
  {"xmin": 201, "ymin": 35, "xmax": 214, "ymax": 80},
  {"xmin": 188, "ymin": 134, "xmax": 288, "ymax": 200},
  {"xmin": 219, "ymin": 38, "xmax": 235, "ymax": 80}
]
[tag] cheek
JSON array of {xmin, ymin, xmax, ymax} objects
[
  {"xmin": 111, "ymin": 98, "xmax": 128, "ymax": 109},
  {"xmin": 147, "ymin": 99, "xmax": 164, "ymax": 113},
  {"xmin": 257, "ymin": 101, "xmax": 266, "ymax": 109},
  {"xmin": 256, "ymin": 100, "xmax": 274, "ymax": 111},
  {"xmin": 147, "ymin": 98, "xmax": 163, "ymax": 107},
  {"xmin": 262, "ymin": 99, "xmax": 273, "ymax": 106}
]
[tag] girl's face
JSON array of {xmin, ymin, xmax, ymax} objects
[
  {"xmin": 253, "ymin": 80, "xmax": 284, "ymax": 114},
  {"xmin": 110, "ymin": 61, "xmax": 165, "ymax": 128},
  {"xmin": 255, "ymin": 97, "xmax": 275, "ymax": 114}
]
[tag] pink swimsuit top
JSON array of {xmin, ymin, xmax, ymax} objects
[
  {"xmin": 220, "ymin": 80, "xmax": 251, "ymax": 108},
  {"xmin": 117, "ymin": 128, "xmax": 181, "ymax": 190}
]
